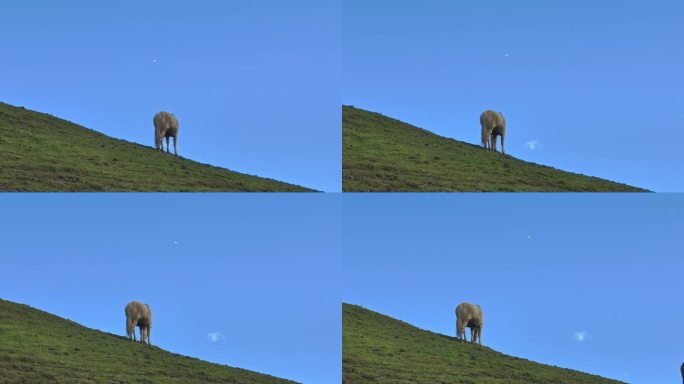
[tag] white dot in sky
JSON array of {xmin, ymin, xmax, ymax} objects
[
  {"xmin": 172, "ymin": 240, "xmax": 178, "ymax": 245},
  {"xmin": 527, "ymin": 235, "xmax": 532, "ymax": 239},
  {"xmin": 152, "ymin": 59, "xmax": 157, "ymax": 63},
  {"xmin": 504, "ymin": 54, "xmax": 509, "ymax": 57}
]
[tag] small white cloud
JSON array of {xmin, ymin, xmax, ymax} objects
[
  {"xmin": 525, "ymin": 140, "xmax": 544, "ymax": 150},
  {"xmin": 172, "ymin": 241, "xmax": 178, "ymax": 245},
  {"xmin": 152, "ymin": 59, "xmax": 158, "ymax": 63},
  {"xmin": 573, "ymin": 331, "xmax": 591, "ymax": 342},
  {"xmin": 527, "ymin": 235, "xmax": 532, "ymax": 239},
  {"xmin": 207, "ymin": 332, "xmax": 226, "ymax": 342},
  {"xmin": 504, "ymin": 53, "xmax": 509, "ymax": 57}
]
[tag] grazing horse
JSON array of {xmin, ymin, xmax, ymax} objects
[
  {"xmin": 455, "ymin": 302, "xmax": 483, "ymax": 346},
  {"xmin": 153, "ymin": 111, "xmax": 179, "ymax": 156},
  {"xmin": 480, "ymin": 110, "xmax": 506, "ymax": 154},
  {"xmin": 125, "ymin": 301, "xmax": 152, "ymax": 346}
]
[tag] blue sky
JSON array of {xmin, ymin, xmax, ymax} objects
[
  {"xmin": 0, "ymin": 0, "xmax": 340, "ymax": 192},
  {"xmin": 343, "ymin": 194, "xmax": 684, "ymax": 384},
  {"xmin": 0, "ymin": 194, "xmax": 341, "ymax": 384},
  {"xmin": 343, "ymin": 0, "xmax": 684, "ymax": 192}
]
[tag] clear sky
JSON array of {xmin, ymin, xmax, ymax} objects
[
  {"xmin": 0, "ymin": 194, "xmax": 341, "ymax": 384},
  {"xmin": 0, "ymin": 0, "xmax": 340, "ymax": 192},
  {"xmin": 343, "ymin": 0, "xmax": 684, "ymax": 192},
  {"xmin": 343, "ymin": 194, "xmax": 684, "ymax": 384}
]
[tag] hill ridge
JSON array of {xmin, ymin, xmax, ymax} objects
[
  {"xmin": 343, "ymin": 303, "xmax": 624, "ymax": 384},
  {"xmin": 342, "ymin": 105, "xmax": 646, "ymax": 192},
  {"xmin": 0, "ymin": 101, "xmax": 313, "ymax": 191},
  {"xmin": 0, "ymin": 298, "xmax": 298, "ymax": 383}
]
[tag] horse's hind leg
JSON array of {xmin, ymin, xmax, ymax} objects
[
  {"xmin": 165, "ymin": 137, "xmax": 170, "ymax": 153},
  {"xmin": 126, "ymin": 318, "xmax": 135, "ymax": 342},
  {"xmin": 173, "ymin": 135, "xmax": 177, "ymax": 156}
]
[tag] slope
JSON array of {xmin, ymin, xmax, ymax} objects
[
  {"xmin": 0, "ymin": 102, "xmax": 312, "ymax": 191},
  {"xmin": 0, "ymin": 299, "xmax": 297, "ymax": 384},
  {"xmin": 343, "ymin": 303, "xmax": 624, "ymax": 384},
  {"xmin": 342, "ymin": 106, "xmax": 646, "ymax": 192}
]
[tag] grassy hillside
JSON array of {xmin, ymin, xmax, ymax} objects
[
  {"xmin": 0, "ymin": 299, "xmax": 297, "ymax": 384},
  {"xmin": 343, "ymin": 106, "xmax": 646, "ymax": 192},
  {"xmin": 343, "ymin": 303, "xmax": 624, "ymax": 384},
  {"xmin": 0, "ymin": 102, "xmax": 312, "ymax": 191}
]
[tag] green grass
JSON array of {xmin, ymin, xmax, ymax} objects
[
  {"xmin": 343, "ymin": 303, "xmax": 624, "ymax": 384},
  {"xmin": 0, "ymin": 299, "xmax": 297, "ymax": 384},
  {"xmin": 0, "ymin": 102, "xmax": 313, "ymax": 191},
  {"xmin": 342, "ymin": 106, "xmax": 647, "ymax": 192}
]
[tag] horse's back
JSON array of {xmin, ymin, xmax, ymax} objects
[
  {"xmin": 480, "ymin": 110, "xmax": 500, "ymax": 127},
  {"xmin": 154, "ymin": 111, "xmax": 179, "ymax": 134}
]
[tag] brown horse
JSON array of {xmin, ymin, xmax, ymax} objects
[
  {"xmin": 125, "ymin": 301, "xmax": 152, "ymax": 346},
  {"xmin": 153, "ymin": 111, "xmax": 179, "ymax": 156},
  {"xmin": 455, "ymin": 302, "xmax": 483, "ymax": 346},
  {"xmin": 480, "ymin": 110, "xmax": 506, "ymax": 154}
]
